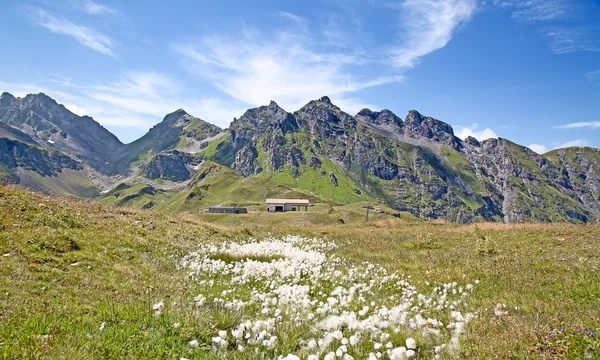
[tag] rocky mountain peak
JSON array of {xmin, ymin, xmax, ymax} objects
[
  {"xmin": 1, "ymin": 92, "xmax": 15, "ymax": 101},
  {"xmin": 163, "ymin": 109, "xmax": 190, "ymax": 122},
  {"xmin": 464, "ymin": 136, "xmax": 480, "ymax": 147},
  {"xmin": 356, "ymin": 108, "xmax": 403, "ymax": 128},
  {"xmin": 403, "ymin": 109, "xmax": 459, "ymax": 148},
  {"xmin": 0, "ymin": 92, "xmax": 16, "ymax": 110},
  {"xmin": 319, "ymin": 96, "xmax": 332, "ymax": 104},
  {"xmin": 24, "ymin": 92, "xmax": 58, "ymax": 106}
]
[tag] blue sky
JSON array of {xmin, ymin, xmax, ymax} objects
[{"xmin": 0, "ymin": 0, "xmax": 599, "ymax": 152}]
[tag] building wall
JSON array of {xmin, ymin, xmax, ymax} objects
[
  {"xmin": 208, "ymin": 207, "xmax": 248, "ymax": 214},
  {"xmin": 266, "ymin": 203, "xmax": 308, "ymax": 212}
]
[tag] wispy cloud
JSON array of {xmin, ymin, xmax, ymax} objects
[
  {"xmin": 84, "ymin": 1, "xmax": 117, "ymax": 16},
  {"xmin": 27, "ymin": 8, "xmax": 115, "ymax": 56},
  {"xmin": 390, "ymin": 0, "xmax": 477, "ymax": 68},
  {"xmin": 544, "ymin": 26, "xmax": 600, "ymax": 54},
  {"xmin": 0, "ymin": 72, "xmax": 247, "ymax": 142},
  {"xmin": 528, "ymin": 144, "xmax": 548, "ymax": 154},
  {"xmin": 585, "ymin": 70, "xmax": 600, "ymax": 85},
  {"xmin": 278, "ymin": 11, "xmax": 307, "ymax": 31},
  {"xmin": 494, "ymin": 0, "xmax": 574, "ymax": 22},
  {"xmin": 554, "ymin": 121, "xmax": 600, "ymax": 129},
  {"xmin": 492, "ymin": 1, "xmax": 598, "ymax": 54},
  {"xmin": 174, "ymin": 31, "xmax": 401, "ymax": 114},
  {"xmin": 559, "ymin": 139, "xmax": 589, "ymax": 148},
  {"xmin": 455, "ymin": 123, "xmax": 498, "ymax": 141}
]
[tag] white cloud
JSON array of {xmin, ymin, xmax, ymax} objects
[
  {"xmin": 28, "ymin": 8, "xmax": 115, "ymax": 56},
  {"xmin": 494, "ymin": 0, "xmax": 573, "ymax": 22},
  {"xmin": 390, "ymin": 0, "xmax": 477, "ymax": 68},
  {"xmin": 554, "ymin": 121, "xmax": 600, "ymax": 129},
  {"xmin": 558, "ymin": 139, "xmax": 589, "ymax": 148},
  {"xmin": 544, "ymin": 27, "xmax": 600, "ymax": 54},
  {"xmin": 528, "ymin": 144, "xmax": 548, "ymax": 154},
  {"xmin": 0, "ymin": 72, "xmax": 248, "ymax": 142},
  {"xmin": 585, "ymin": 70, "xmax": 600, "ymax": 85},
  {"xmin": 84, "ymin": 2, "xmax": 117, "ymax": 15},
  {"xmin": 64, "ymin": 103, "xmax": 87, "ymax": 116},
  {"xmin": 174, "ymin": 31, "xmax": 401, "ymax": 114},
  {"xmin": 278, "ymin": 11, "xmax": 307, "ymax": 30},
  {"xmin": 455, "ymin": 123, "xmax": 498, "ymax": 141}
]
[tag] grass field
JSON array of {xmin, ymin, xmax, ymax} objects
[{"xmin": 0, "ymin": 185, "xmax": 599, "ymax": 359}]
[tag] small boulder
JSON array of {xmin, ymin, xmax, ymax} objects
[{"xmin": 329, "ymin": 173, "xmax": 338, "ymax": 187}]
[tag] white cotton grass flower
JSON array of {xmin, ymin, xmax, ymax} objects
[
  {"xmin": 389, "ymin": 346, "xmax": 406, "ymax": 360},
  {"xmin": 152, "ymin": 301, "xmax": 164, "ymax": 316},
  {"xmin": 99, "ymin": 322, "xmax": 106, "ymax": 331},
  {"xmin": 324, "ymin": 352, "xmax": 336, "ymax": 360},
  {"xmin": 279, "ymin": 354, "xmax": 300, "ymax": 360},
  {"xmin": 179, "ymin": 235, "xmax": 479, "ymax": 358},
  {"xmin": 189, "ymin": 339, "xmax": 199, "ymax": 348}
]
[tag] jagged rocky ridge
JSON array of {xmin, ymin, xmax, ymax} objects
[{"xmin": 1, "ymin": 92, "xmax": 599, "ymax": 223}]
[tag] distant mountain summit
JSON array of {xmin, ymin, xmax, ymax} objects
[
  {"xmin": 0, "ymin": 92, "xmax": 123, "ymax": 174},
  {"xmin": 1, "ymin": 91, "xmax": 599, "ymax": 223}
]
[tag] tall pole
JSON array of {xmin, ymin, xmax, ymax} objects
[{"xmin": 363, "ymin": 204, "xmax": 373, "ymax": 223}]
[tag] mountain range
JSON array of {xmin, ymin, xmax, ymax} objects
[{"xmin": 1, "ymin": 91, "xmax": 599, "ymax": 223}]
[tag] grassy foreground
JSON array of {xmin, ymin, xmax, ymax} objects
[{"xmin": 0, "ymin": 185, "xmax": 599, "ymax": 359}]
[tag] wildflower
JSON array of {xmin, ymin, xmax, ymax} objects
[
  {"xmin": 324, "ymin": 352, "xmax": 336, "ymax": 360},
  {"xmin": 405, "ymin": 337, "xmax": 416, "ymax": 349},
  {"xmin": 281, "ymin": 355, "xmax": 300, "ymax": 360},
  {"xmin": 99, "ymin": 322, "xmax": 106, "ymax": 331},
  {"xmin": 406, "ymin": 349, "xmax": 416, "ymax": 358},
  {"xmin": 389, "ymin": 346, "xmax": 406, "ymax": 360},
  {"xmin": 189, "ymin": 339, "xmax": 199, "ymax": 348},
  {"xmin": 152, "ymin": 301, "xmax": 164, "ymax": 316}
]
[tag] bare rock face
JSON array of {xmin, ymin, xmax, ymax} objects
[
  {"xmin": 403, "ymin": 110, "xmax": 461, "ymax": 149},
  {"xmin": 356, "ymin": 109, "xmax": 403, "ymax": 130},
  {"xmin": 464, "ymin": 136, "xmax": 480, "ymax": 147},
  {"xmin": 0, "ymin": 137, "xmax": 81, "ymax": 179},
  {"xmin": 231, "ymin": 144, "xmax": 262, "ymax": 177},
  {"xmin": 329, "ymin": 172, "xmax": 338, "ymax": 187},
  {"xmin": 0, "ymin": 93, "xmax": 123, "ymax": 174},
  {"xmin": 140, "ymin": 150, "xmax": 193, "ymax": 182}
]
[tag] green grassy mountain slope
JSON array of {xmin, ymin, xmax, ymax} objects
[
  {"xmin": 98, "ymin": 183, "xmax": 172, "ymax": 209},
  {"xmin": 154, "ymin": 161, "xmax": 323, "ymax": 212}
]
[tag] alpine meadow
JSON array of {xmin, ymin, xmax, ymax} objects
[{"xmin": 1, "ymin": 0, "xmax": 600, "ymax": 359}]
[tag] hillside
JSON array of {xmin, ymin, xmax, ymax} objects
[
  {"xmin": 1, "ymin": 185, "xmax": 599, "ymax": 358},
  {"xmin": 1, "ymin": 91, "xmax": 600, "ymax": 223}
]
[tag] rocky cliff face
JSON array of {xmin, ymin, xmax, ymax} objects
[
  {"xmin": 0, "ymin": 92, "xmax": 123, "ymax": 174},
  {"xmin": 0, "ymin": 137, "xmax": 83, "ymax": 185},
  {"xmin": 204, "ymin": 96, "xmax": 600, "ymax": 223},
  {"xmin": 139, "ymin": 150, "xmax": 197, "ymax": 182}
]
